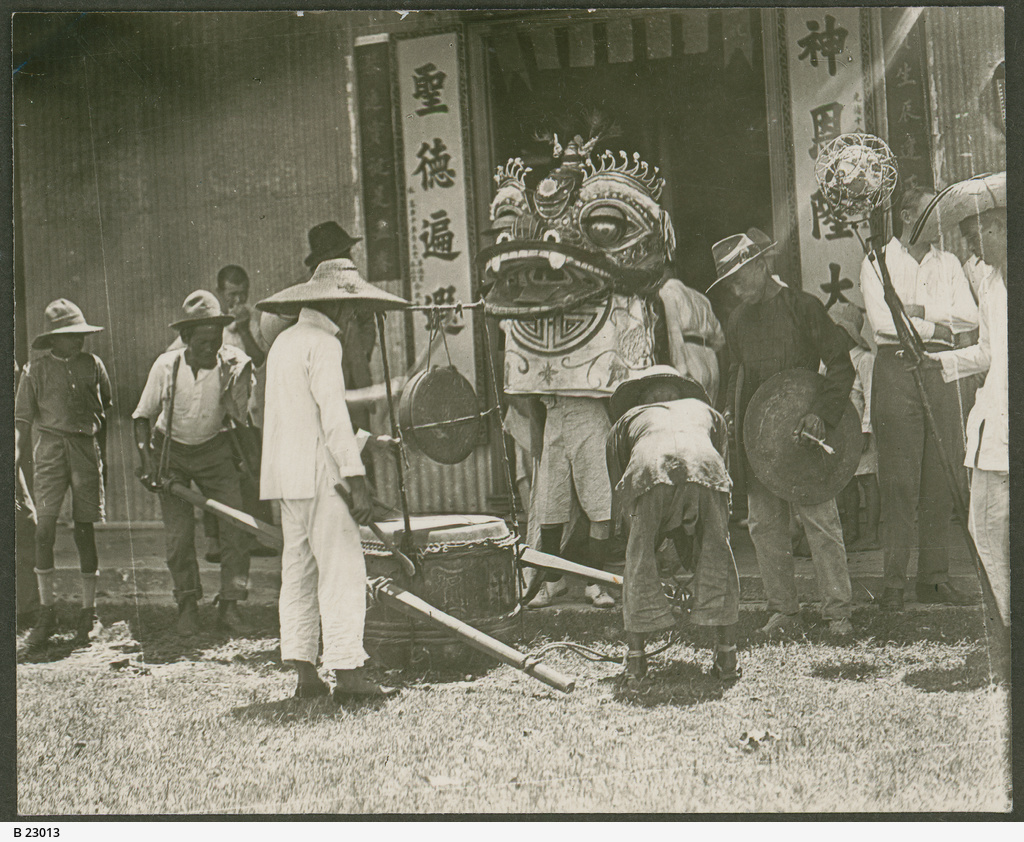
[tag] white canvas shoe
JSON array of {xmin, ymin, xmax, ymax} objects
[
  {"xmin": 527, "ymin": 580, "xmax": 568, "ymax": 608},
  {"xmin": 584, "ymin": 584, "xmax": 616, "ymax": 608}
]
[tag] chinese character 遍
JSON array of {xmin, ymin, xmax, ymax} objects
[{"xmin": 420, "ymin": 210, "xmax": 461, "ymax": 261}]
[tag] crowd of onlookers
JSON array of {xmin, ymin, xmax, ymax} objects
[{"xmin": 15, "ymin": 178, "xmax": 1008, "ymax": 688}]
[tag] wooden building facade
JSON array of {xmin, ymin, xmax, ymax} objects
[{"xmin": 13, "ymin": 8, "xmax": 1005, "ymax": 525}]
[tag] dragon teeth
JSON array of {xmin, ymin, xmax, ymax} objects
[{"xmin": 547, "ymin": 251, "xmax": 566, "ymax": 270}]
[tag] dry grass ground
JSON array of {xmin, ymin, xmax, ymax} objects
[{"xmin": 16, "ymin": 602, "xmax": 1010, "ymax": 815}]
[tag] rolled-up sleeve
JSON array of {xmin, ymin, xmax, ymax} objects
[
  {"xmin": 133, "ymin": 359, "xmax": 166, "ymax": 421},
  {"xmin": 308, "ymin": 337, "xmax": 366, "ymax": 478},
  {"xmin": 14, "ymin": 364, "xmax": 37, "ymax": 426},
  {"xmin": 861, "ymin": 251, "xmax": 936, "ymax": 342}
]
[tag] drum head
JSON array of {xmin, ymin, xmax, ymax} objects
[
  {"xmin": 742, "ymin": 369, "xmax": 861, "ymax": 505},
  {"xmin": 398, "ymin": 366, "xmax": 482, "ymax": 464}
]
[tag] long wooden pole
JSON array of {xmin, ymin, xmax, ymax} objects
[
  {"xmin": 375, "ymin": 311, "xmax": 414, "ymax": 550},
  {"xmin": 161, "ymin": 481, "xmax": 577, "ymax": 693}
]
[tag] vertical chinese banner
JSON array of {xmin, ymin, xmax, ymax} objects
[
  {"xmin": 395, "ymin": 32, "xmax": 476, "ymax": 385},
  {"xmin": 881, "ymin": 8, "xmax": 933, "ymax": 192},
  {"xmin": 355, "ymin": 38, "xmax": 403, "ymax": 285},
  {"xmin": 786, "ymin": 8, "xmax": 870, "ymax": 310}
]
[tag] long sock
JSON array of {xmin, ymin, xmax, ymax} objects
[
  {"xmin": 35, "ymin": 568, "xmax": 56, "ymax": 606},
  {"xmin": 81, "ymin": 573, "xmax": 98, "ymax": 609},
  {"xmin": 539, "ymin": 525, "xmax": 564, "ymax": 585}
]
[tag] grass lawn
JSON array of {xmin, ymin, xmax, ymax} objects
[{"xmin": 16, "ymin": 601, "xmax": 1010, "ymax": 815}]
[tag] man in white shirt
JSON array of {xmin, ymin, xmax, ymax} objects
[
  {"xmin": 655, "ymin": 272, "xmax": 727, "ymax": 406},
  {"xmin": 169, "ymin": 266, "xmax": 282, "ymax": 562},
  {"xmin": 860, "ymin": 187, "xmax": 979, "ymax": 611},
  {"xmin": 258, "ymin": 258, "xmax": 407, "ymax": 701},
  {"xmin": 133, "ymin": 291, "xmax": 254, "ymax": 636},
  {"xmin": 930, "ymin": 206, "xmax": 1008, "ymax": 632}
]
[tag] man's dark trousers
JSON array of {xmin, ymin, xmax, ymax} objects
[
  {"xmin": 872, "ymin": 346, "xmax": 969, "ymax": 591},
  {"xmin": 158, "ymin": 433, "xmax": 250, "ymax": 604}
]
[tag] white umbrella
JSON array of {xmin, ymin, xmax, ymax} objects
[{"xmin": 910, "ymin": 171, "xmax": 1005, "ymax": 245}]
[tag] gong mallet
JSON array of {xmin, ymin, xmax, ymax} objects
[
  {"xmin": 162, "ymin": 482, "xmax": 576, "ymax": 693},
  {"xmin": 798, "ymin": 430, "xmax": 835, "ymax": 456},
  {"xmin": 335, "ymin": 482, "xmax": 417, "ymax": 577},
  {"xmin": 814, "ymin": 134, "xmax": 1000, "ymax": 656}
]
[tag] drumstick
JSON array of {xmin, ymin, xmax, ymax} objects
[
  {"xmin": 335, "ymin": 483, "xmax": 417, "ymax": 577},
  {"xmin": 799, "ymin": 431, "xmax": 836, "ymax": 456}
]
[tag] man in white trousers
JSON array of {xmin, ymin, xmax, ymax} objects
[
  {"xmin": 258, "ymin": 258, "xmax": 409, "ymax": 701},
  {"xmin": 927, "ymin": 185, "xmax": 1008, "ymax": 678}
]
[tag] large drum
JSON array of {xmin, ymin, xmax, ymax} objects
[{"xmin": 361, "ymin": 514, "xmax": 521, "ymax": 668}]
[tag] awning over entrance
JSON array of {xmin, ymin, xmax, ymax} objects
[{"xmin": 487, "ymin": 10, "xmax": 756, "ymax": 87}]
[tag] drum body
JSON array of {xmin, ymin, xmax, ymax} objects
[{"xmin": 361, "ymin": 514, "xmax": 521, "ymax": 669}]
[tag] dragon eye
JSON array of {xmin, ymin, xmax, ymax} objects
[
  {"xmin": 582, "ymin": 205, "xmax": 628, "ymax": 247},
  {"xmin": 580, "ymin": 200, "xmax": 652, "ymax": 252}
]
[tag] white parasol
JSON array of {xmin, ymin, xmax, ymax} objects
[{"xmin": 909, "ymin": 171, "xmax": 1006, "ymax": 245}]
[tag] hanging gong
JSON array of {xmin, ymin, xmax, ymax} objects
[
  {"xmin": 742, "ymin": 369, "xmax": 861, "ymax": 506},
  {"xmin": 398, "ymin": 366, "xmax": 483, "ymax": 464}
]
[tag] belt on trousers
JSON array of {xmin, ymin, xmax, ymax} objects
[
  {"xmin": 682, "ymin": 334, "xmax": 708, "ymax": 346},
  {"xmin": 877, "ymin": 341, "xmax": 956, "ymax": 355}
]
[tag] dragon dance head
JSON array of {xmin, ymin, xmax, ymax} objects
[{"xmin": 478, "ymin": 136, "xmax": 677, "ymax": 318}]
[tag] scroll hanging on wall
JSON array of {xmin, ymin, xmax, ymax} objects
[
  {"xmin": 787, "ymin": 7, "xmax": 872, "ymax": 311},
  {"xmin": 395, "ymin": 31, "xmax": 477, "ymax": 386}
]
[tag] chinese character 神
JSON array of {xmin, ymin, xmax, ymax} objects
[
  {"xmin": 412, "ymin": 138, "xmax": 458, "ymax": 190},
  {"xmin": 420, "ymin": 210, "xmax": 461, "ymax": 260},
  {"xmin": 412, "ymin": 63, "xmax": 449, "ymax": 116},
  {"xmin": 821, "ymin": 263, "xmax": 855, "ymax": 308},
  {"xmin": 808, "ymin": 101, "xmax": 844, "ymax": 159},
  {"xmin": 810, "ymin": 190, "xmax": 854, "ymax": 241},
  {"xmin": 797, "ymin": 14, "xmax": 849, "ymax": 77}
]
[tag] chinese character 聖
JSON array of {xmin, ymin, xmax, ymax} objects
[
  {"xmin": 420, "ymin": 210, "xmax": 461, "ymax": 261},
  {"xmin": 412, "ymin": 138, "xmax": 457, "ymax": 190},
  {"xmin": 412, "ymin": 63, "xmax": 449, "ymax": 116},
  {"xmin": 797, "ymin": 14, "xmax": 849, "ymax": 77}
]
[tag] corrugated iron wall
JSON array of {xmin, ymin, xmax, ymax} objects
[
  {"xmin": 15, "ymin": 11, "xmax": 495, "ymax": 524},
  {"xmin": 924, "ymin": 7, "xmax": 1005, "ymax": 186}
]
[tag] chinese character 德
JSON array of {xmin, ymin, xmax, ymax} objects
[
  {"xmin": 412, "ymin": 63, "xmax": 449, "ymax": 116},
  {"xmin": 808, "ymin": 101, "xmax": 844, "ymax": 159},
  {"xmin": 412, "ymin": 138, "xmax": 457, "ymax": 190},
  {"xmin": 797, "ymin": 14, "xmax": 849, "ymax": 77},
  {"xmin": 810, "ymin": 189, "xmax": 854, "ymax": 241},
  {"xmin": 420, "ymin": 210, "xmax": 461, "ymax": 260}
]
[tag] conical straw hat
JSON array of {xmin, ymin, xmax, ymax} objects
[{"xmin": 256, "ymin": 258, "xmax": 410, "ymax": 315}]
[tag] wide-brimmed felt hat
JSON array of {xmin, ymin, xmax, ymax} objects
[
  {"xmin": 829, "ymin": 303, "xmax": 870, "ymax": 351},
  {"xmin": 256, "ymin": 258, "xmax": 410, "ymax": 315},
  {"xmin": 305, "ymin": 221, "xmax": 362, "ymax": 268},
  {"xmin": 170, "ymin": 290, "xmax": 235, "ymax": 332},
  {"xmin": 32, "ymin": 299, "xmax": 104, "ymax": 349},
  {"xmin": 706, "ymin": 228, "xmax": 776, "ymax": 293},
  {"xmin": 610, "ymin": 365, "xmax": 711, "ymax": 421}
]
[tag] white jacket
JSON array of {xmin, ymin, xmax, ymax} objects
[
  {"xmin": 934, "ymin": 268, "xmax": 1007, "ymax": 473},
  {"xmin": 261, "ymin": 307, "xmax": 366, "ymax": 500}
]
